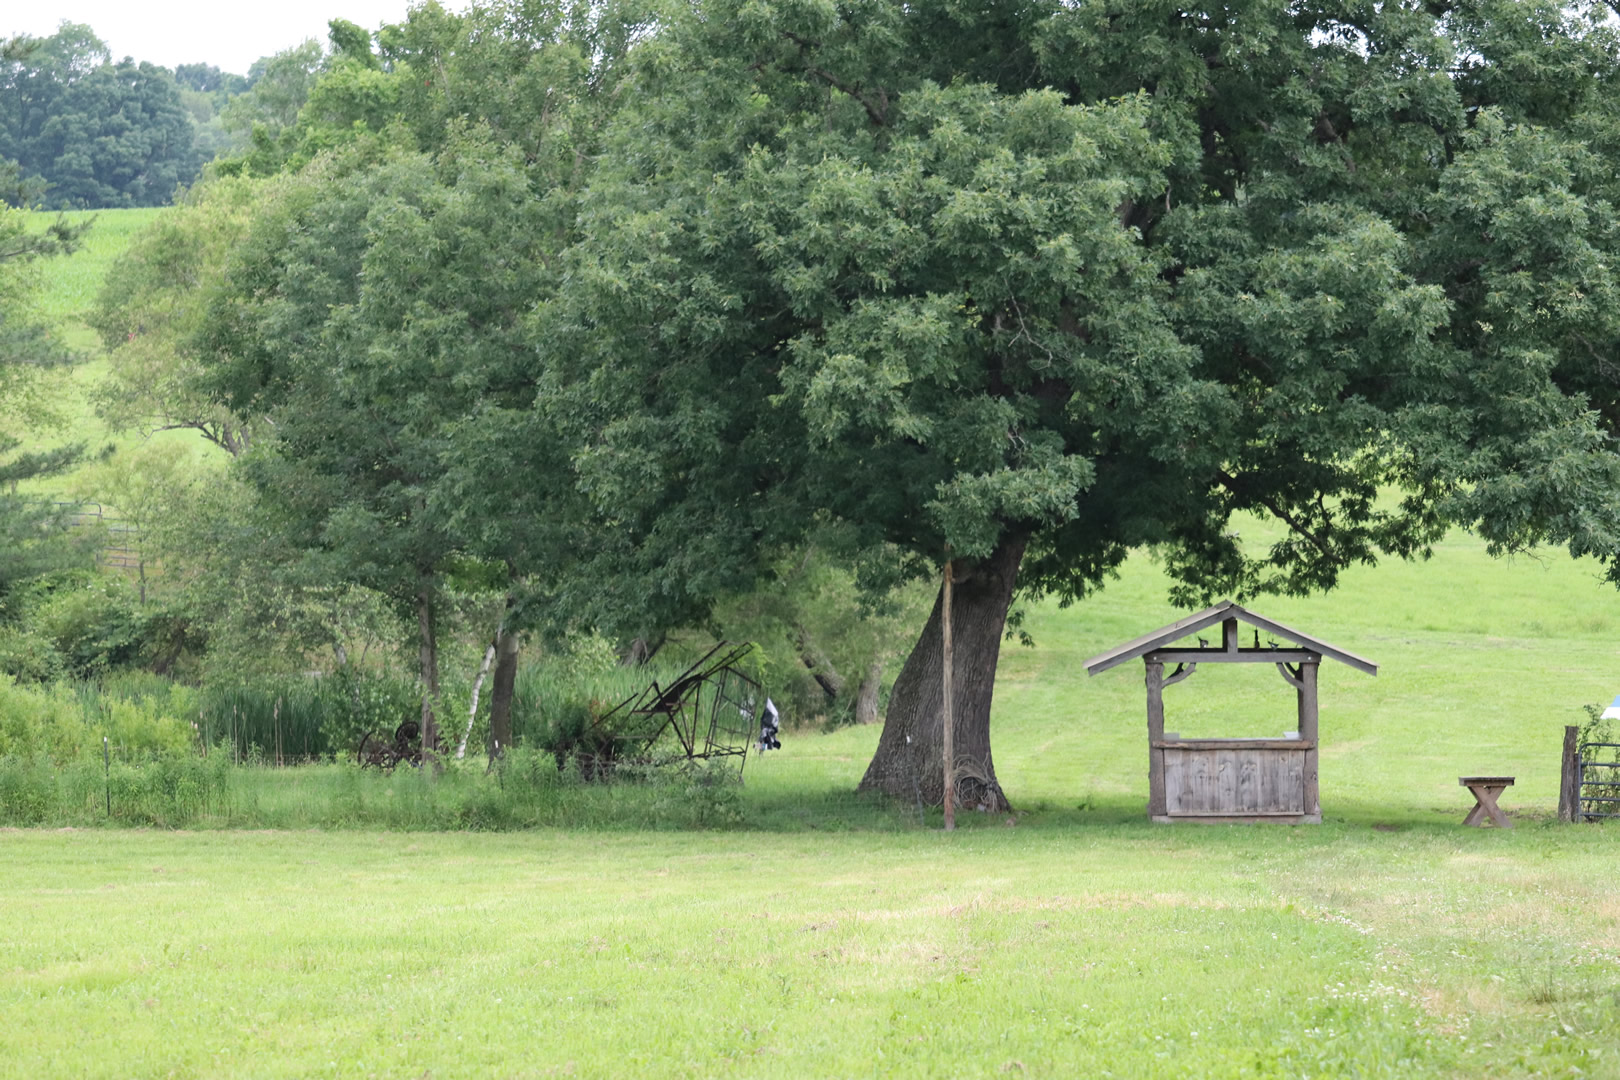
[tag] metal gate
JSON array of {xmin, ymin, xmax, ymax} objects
[{"xmin": 1578, "ymin": 742, "xmax": 1620, "ymax": 820}]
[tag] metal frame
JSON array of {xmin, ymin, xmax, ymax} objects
[
  {"xmin": 1578, "ymin": 742, "xmax": 1620, "ymax": 819},
  {"xmin": 589, "ymin": 642, "xmax": 763, "ymax": 775}
]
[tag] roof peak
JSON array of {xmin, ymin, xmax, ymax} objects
[{"xmin": 1083, "ymin": 601, "xmax": 1377, "ymax": 677}]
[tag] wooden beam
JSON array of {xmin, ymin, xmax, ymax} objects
[
  {"xmin": 1152, "ymin": 739, "xmax": 1314, "ymax": 750},
  {"xmin": 1146, "ymin": 661, "xmax": 1166, "ymax": 818},
  {"xmin": 1145, "ymin": 649, "xmax": 1320, "ymax": 665},
  {"xmin": 1559, "ymin": 725, "xmax": 1580, "ymax": 823},
  {"xmin": 1300, "ymin": 661, "xmax": 1319, "ymax": 818},
  {"xmin": 1083, "ymin": 600, "xmax": 1377, "ymax": 676},
  {"xmin": 942, "ymin": 559, "xmax": 955, "ymax": 832},
  {"xmin": 1082, "ymin": 601, "xmax": 1239, "ymax": 674},
  {"xmin": 1163, "ymin": 662, "xmax": 1197, "ymax": 686}
]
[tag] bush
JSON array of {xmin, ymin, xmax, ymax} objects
[
  {"xmin": 513, "ymin": 658, "xmax": 693, "ymax": 776},
  {"xmin": 0, "ymin": 625, "xmax": 66, "ymax": 683},
  {"xmin": 21, "ymin": 571, "xmax": 143, "ymax": 679},
  {"xmin": 0, "ymin": 675, "xmax": 193, "ymax": 761}
]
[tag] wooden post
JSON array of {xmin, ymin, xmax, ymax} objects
[
  {"xmin": 941, "ymin": 559, "xmax": 955, "ymax": 832},
  {"xmin": 1145, "ymin": 660, "xmax": 1166, "ymax": 819},
  {"xmin": 1299, "ymin": 660, "xmax": 1319, "ymax": 821},
  {"xmin": 1559, "ymin": 725, "xmax": 1581, "ymax": 823}
]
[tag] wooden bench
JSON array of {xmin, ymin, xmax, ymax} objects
[{"xmin": 1459, "ymin": 776, "xmax": 1514, "ymax": 828}]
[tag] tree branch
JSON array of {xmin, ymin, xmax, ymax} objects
[
  {"xmin": 779, "ymin": 31, "xmax": 889, "ymax": 126},
  {"xmin": 1216, "ymin": 468, "xmax": 1341, "ymax": 569}
]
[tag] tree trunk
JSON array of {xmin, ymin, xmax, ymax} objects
[
  {"xmin": 416, "ymin": 583, "xmax": 440, "ymax": 768},
  {"xmin": 488, "ymin": 624, "xmax": 520, "ymax": 759},
  {"xmin": 857, "ymin": 532, "xmax": 1026, "ymax": 811},
  {"xmin": 854, "ymin": 658, "xmax": 883, "ymax": 725},
  {"xmin": 457, "ymin": 640, "xmax": 498, "ymax": 759},
  {"xmin": 796, "ymin": 624, "xmax": 847, "ymax": 703},
  {"xmin": 619, "ymin": 633, "xmax": 664, "ymax": 666}
]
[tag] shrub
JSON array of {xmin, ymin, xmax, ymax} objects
[
  {"xmin": 23, "ymin": 571, "xmax": 143, "ymax": 679},
  {"xmin": 0, "ymin": 676, "xmax": 194, "ymax": 762},
  {"xmin": 0, "ymin": 625, "xmax": 66, "ymax": 683}
]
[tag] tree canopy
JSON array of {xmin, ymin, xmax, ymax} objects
[{"xmin": 522, "ymin": 0, "xmax": 1620, "ymax": 805}]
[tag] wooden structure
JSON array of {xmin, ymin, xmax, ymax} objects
[
  {"xmin": 1084, "ymin": 601, "xmax": 1376, "ymax": 824},
  {"xmin": 1459, "ymin": 776, "xmax": 1514, "ymax": 828}
]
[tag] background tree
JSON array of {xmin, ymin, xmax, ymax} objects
[
  {"xmin": 0, "ymin": 182, "xmax": 92, "ymax": 597},
  {"xmin": 0, "ymin": 24, "xmax": 201, "ymax": 208},
  {"xmin": 172, "ymin": 63, "xmax": 254, "ymax": 162},
  {"xmin": 199, "ymin": 137, "xmax": 562, "ymax": 756}
]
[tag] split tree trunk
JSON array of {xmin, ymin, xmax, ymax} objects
[
  {"xmin": 488, "ymin": 625, "xmax": 520, "ymax": 759},
  {"xmin": 796, "ymin": 625, "xmax": 847, "ymax": 703},
  {"xmin": 857, "ymin": 532, "xmax": 1026, "ymax": 812}
]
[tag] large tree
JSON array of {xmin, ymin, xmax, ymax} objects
[
  {"xmin": 199, "ymin": 135, "xmax": 567, "ymax": 755},
  {"xmin": 534, "ymin": 0, "xmax": 1620, "ymax": 809},
  {"xmin": 90, "ymin": 175, "xmax": 264, "ymax": 454}
]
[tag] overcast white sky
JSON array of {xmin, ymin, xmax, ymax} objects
[{"xmin": 7, "ymin": 1, "xmax": 461, "ymax": 76}]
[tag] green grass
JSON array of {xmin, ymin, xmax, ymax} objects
[
  {"xmin": 1, "ymin": 825, "xmax": 1614, "ymax": 1078},
  {"xmin": 3, "ymin": 532, "xmax": 1620, "ymax": 1076},
  {"xmin": 14, "ymin": 207, "xmax": 217, "ymax": 499},
  {"xmin": 30, "ymin": 207, "xmax": 168, "ymax": 338}
]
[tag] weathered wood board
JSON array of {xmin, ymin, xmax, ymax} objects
[{"xmin": 1162, "ymin": 745, "xmax": 1306, "ymax": 817}]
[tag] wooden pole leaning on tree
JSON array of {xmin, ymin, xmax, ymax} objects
[{"xmin": 942, "ymin": 559, "xmax": 955, "ymax": 832}]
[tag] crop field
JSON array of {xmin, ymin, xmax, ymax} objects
[{"xmin": 4, "ymin": 533, "xmax": 1619, "ymax": 1078}]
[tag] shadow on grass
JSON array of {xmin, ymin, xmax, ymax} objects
[{"xmin": 0, "ymin": 753, "xmax": 1581, "ymax": 836}]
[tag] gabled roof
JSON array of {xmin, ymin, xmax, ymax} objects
[{"xmin": 1083, "ymin": 600, "xmax": 1377, "ymax": 676}]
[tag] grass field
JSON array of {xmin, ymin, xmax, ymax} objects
[
  {"xmin": 4, "ymin": 532, "xmax": 1619, "ymax": 1077},
  {"xmin": 15, "ymin": 207, "xmax": 215, "ymax": 498}
]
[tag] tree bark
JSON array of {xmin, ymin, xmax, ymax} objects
[
  {"xmin": 416, "ymin": 582, "xmax": 440, "ymax": 768},
  {"xmin": 854, "ymin": 658, "xmax": 883, "ymax": 725},
  {"xmin": 619, "ymin": 633, "xmax": 665, "ymax": 666},
  {"xmin": 857, "ymin": 532, "xmax": 1026, "ymax": 811},
  {"xmin": 488, "ymin": 624, "xmax": 520, "ymax": 759}
]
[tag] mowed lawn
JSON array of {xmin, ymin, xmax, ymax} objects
[
  {"xmin": 5, "ymin": 533, "xmax": 1620, "ymax": 1077},
  {"xmin": 1, "ymin": 825, "xmax": 1615, "ymax": 1079}
]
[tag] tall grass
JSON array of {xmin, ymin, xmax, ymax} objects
[
  {"xmin": 511, "ymin": 657, "xmax": 747, "ymax": 772},
  {"xmin": 0, "ymin": 752, "xmax": 761, "ymax": 830},
  {"xmin": 196, "ymin": 681, "xmax": 332, "ymax": 763}
]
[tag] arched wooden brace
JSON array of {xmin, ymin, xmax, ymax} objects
[{"xmin": 1164, "ymin": 662, "xmax": 1198, "ymax": 686}]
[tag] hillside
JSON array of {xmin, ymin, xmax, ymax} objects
[{"xmin": 16, "ymin": 207, "xmax": 216, "ymax": 496}]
